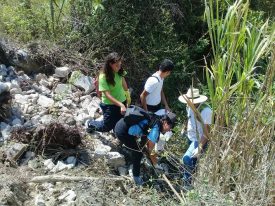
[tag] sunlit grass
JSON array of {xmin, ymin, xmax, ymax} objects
[{"xmin": 191, "ymin": 0, "xmax": 275, "ymax": 205}]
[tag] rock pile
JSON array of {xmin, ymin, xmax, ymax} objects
[
  {"xmin": 0, "ymin": 63, "xmax": 98, "ymax": 142},
  {"xmin": 0, "ymin": 61, "xmax": 127, "ymax": 170}
]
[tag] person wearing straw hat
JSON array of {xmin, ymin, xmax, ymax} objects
[{"xmin": 178, "ymin": 87, "xmax": 213, "ymax": 189}]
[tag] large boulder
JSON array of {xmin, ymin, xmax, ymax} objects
[{"xmin": 69, "ymin": 71, "xmax": 95, "ymax": 94}]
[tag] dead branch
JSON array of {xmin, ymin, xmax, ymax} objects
[
  {"xmin": 30, "ymin": 175, "xmax": 127, "ymax": 183},
  {"xmin": 162, "ymin": 174, "xmax": 186, "ymax": 204}
]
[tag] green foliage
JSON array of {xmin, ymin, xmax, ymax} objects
[
  {"xmin": 0, "ymin": 0, "xmax": 208, "ymax": 104},
  {"xmin": 197, "ymin": 1, "xmax": 275, "ymax": 204},
  {"xmin": 0, "ymin": 0, "xmax": 273, "ymax": 108},
  {"xmin": 0, "ymin": 0, "xmax": 65, "ymax": 41},
  {"xmin": 204, "ymin": 0, "xmax": 275, "ymax": 125},
  {"xmin": 250, "ymin": 0, "xmax": 275, "ymax": 18},
  {"xmin": 59, "ymin": 0, "xmax": 209, "ymax": 103}
]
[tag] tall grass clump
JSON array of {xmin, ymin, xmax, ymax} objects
[{"xmin": 192, "ymin": 0, "xmax": 275, "ymax": 205}]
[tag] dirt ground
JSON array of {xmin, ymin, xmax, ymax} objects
[{"xmin": 0, "ymin": 134, "xmax": 181, "ymax": 206}]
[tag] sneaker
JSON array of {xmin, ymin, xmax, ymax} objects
[
  {"xmin": 90, "ymin": 92, "xmax": 98, "ymax": 97},
  {"xmin": 133, "ymin": 176, "xmax": 144, "ymax": 186},
  {"xmin": 182, "ymin": 177, "xmax": 193, "ymax": 191},
  {"xmin": 85, "ymin": 119, "xmax": 96, "ymax": 133},
  {"xmin": 128, "ymin": 164, "xmax": 133, "ymax": 178},
  {"xmin": 182, "ymin": 183, "xmax": 193, "ymax": 192}
]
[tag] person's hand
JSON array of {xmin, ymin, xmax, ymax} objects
[
  {"xmin": 164, "ymin": 131, "xmax": 173, "ymax": 141},
  {"xmin": 165, "ymin": 105, "xmax": 171, "ymax": 112},
  {"xmin": 191, "ymin": 147, "xmax": 199, "ymax": 158},
  {"xmin": 144, "ymin": 158, "xmax": 152, "ymax": 168},
  {"xmin": 181, "ymin": 126, "xmax": 188, "ymax": 138},
  {"xmin": 155, "ymin": 163, "xmax": 169, "ymax": 174},
  {"xmin": 155, "ymin": 163, "xmax": 164, "ymax": 170},
  {"xmin": 120, "ymin": 104, "xmax": 126, "ymax": 115},
  {"xmin": 125, "ymin": 89, "xmax": 131, "ymax": 106}
]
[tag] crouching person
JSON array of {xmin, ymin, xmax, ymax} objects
[
  {"xmin": 178, "ymin": 87, "xmax": 213, "ymax": 189},
  {"xmin": 114, "ymin": 112, "xmax": 176, "ymax": 186}
]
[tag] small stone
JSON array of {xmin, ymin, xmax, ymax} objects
[
  {"xmin": 107, "ymin": 152, "xmax": 126, "ymax": 169},
  {"xmin": 5, "ymin": 143, "xmax": 28, "ymax": 162},
  {"xmin": 118, "ymin": 166, "xmax": 127, "ymax": 176},
  {"xmin": 11, "ymin": 118, "xmax": 22, "ymax": 126},
  {"xmin": 66, "ymin": 156, "xmax": 77, "ymax": 165},
  {"xmin": 44, "ymin": 159, "xmax": 55, "ymax": 170},
  {"xmin": 54, "ymin": 66, "xmax": 72, "ymax": 78},
  {"xmin": 35, "ymin": 194, "xmax": 46, "ymax": 206},
  {"xmin": 58, "ymin": 190, "xmax": 76, "ymax": 202}
]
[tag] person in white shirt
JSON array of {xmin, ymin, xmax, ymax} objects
[
  {"xmin": 140, "ymin": 59, "xmax": 174, "ymax": 113},
  {"xmin": 178, "ymin": 87, "xmax": 213, "ymax": 189}
]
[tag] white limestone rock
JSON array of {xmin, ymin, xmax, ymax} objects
[
  {"xmin": 69, "ymin": 71, "xmax": 95, "ymax": 94},
  {"xmin": 54, "ymin": 66, "xmax": 72, "ymax": 78},
  {"xmin": 54, "ymin": 83, "xmax": 72, "ymax": 96},
  {"xmin": 0, "ymin": 122, "xmax": 12, "ymax": 140},
  {"xmin": 11, "ymin": 118, "xmax": 22, "ymax": 126},
  {"xmin": 94, "ymin": 144, "xmax": 112, "ymax": 157},
  {"xmin": 58, "ymin": 190, "xmax": 76, "ymax": 202},
  {"xmin": 107, "ymin": 152, "xmax": 126, "ymax": 169},
  {"xmin": 0, "ymin": 82, "xmax": 9, "ymax": 94},
  {"xmin": 37, "ymin": 95, "xmax": 54, "ymax": 107},
  {"xmin": 40, "ymin": 115, "xmax": 54, "ymax": 124}
]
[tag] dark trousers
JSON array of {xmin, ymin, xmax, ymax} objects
[
  {"xmin": 114, "ymin": 118, "xmax": 146, "ymax": 177},
  {"xmin": 89, "ymin": 102, "xmax": 125, "ymax": 132},
  {"xmin": 147, "ymin": 103, "xmax": 161, "ymax": 113}
]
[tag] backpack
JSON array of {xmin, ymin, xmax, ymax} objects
[
  {"xmin": 148, "ymin": 75, "xmax": 160, "ymax": 83},
  {"xmin": 142, "ymin": 75, "xmax": 160, "ymax": 90},
  {"xmin": 140, "ymin": 74, "xmax": 160, "ymax": 93},
  {"xmin": 124, "ymin": 105, "xmax": 161, "ymax": 134}
]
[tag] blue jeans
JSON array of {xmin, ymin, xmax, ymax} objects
[
  {"xmin": 182, "ymin": 139, "xmax": 207, "ymax": 184},
  {"xmin": 88, "ymin": 102, "xmax": 125, "ymax": 132}
]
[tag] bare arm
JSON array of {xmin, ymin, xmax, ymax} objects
[
  {"xmin": 146, "ymin": 140, "xmax": 157, "ymax": 165},
  {"xmin": 140, "ymin": 90, "xmax": 149, "ymax": 111},
  {"xmin": 161, "ymin": 89, "xmax": 170, "ymax": 111}
]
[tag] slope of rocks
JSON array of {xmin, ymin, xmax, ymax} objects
[{"xmin": 0, "ymin": 61, "xmax": 181, "ymax": 205}]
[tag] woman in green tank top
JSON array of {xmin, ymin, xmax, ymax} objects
[{"xmin": 86, "ymin": 52, "xmax": 130, "ymax": 132}]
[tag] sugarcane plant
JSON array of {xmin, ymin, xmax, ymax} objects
[
  {"xmin": 196, "ymin": 0, "xmax": 275, "ymax": 204},
  {"xmin": 205, "ymin": 0, "xmax": 274, "ymax": 126}
]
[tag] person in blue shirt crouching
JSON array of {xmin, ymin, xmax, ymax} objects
[{"xmin": 114, "ymin": 112, "xmax": 176, "ymax": 186}]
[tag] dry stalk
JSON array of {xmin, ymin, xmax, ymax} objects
[
  {"xmin": 30, "ymin": 175, "xmax": 127, "ymax": 183},
  {"xmin": 162, "ymin": 174, "xmax": 185, "ymax": 204}
]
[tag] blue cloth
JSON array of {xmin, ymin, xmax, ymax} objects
[
  {"xmin": 182, "ymin": 139, "xmax": 198, "ymax": 184},
  {"xmin": 182, "ymin": 138, "xmax": 208, "ymax": 184},
  {"xmin": 128, "ymin": 119, "xmax": 160, "ymax": 143},
  {"xmin": 133, "ymin": 176, "xmax": 144, "ymax": 186}
]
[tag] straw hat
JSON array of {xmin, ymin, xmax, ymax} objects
[{"xmin": 178, "ymin": 88, "xmax": 208, "ymax": 104}]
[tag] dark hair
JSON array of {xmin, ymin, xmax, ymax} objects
[
  {"xmin": 160, "ymin": 112, "xmax": 177, "ymax": 128},
  {"xmin": 159, "ymin": 59, "xmax": 174, "ymax": 72},
  {"xmin": 103, "ymin": 52, "xmax": 124, "ymax": 86}
]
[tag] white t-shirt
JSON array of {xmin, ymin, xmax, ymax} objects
[
  {"xmin": 186, "ymin": 105, "xmax": 212, "ymax": 142},
  {"xmin": 144, "ymin": 72, "xmax": 163, "ymax": 106}
]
